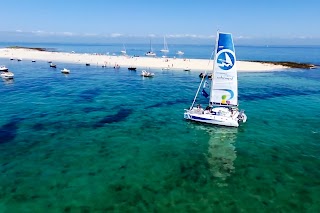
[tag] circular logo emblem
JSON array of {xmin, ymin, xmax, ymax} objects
[{"xmin": 216, "ymin": 49, "xmax": 235, "ymax": 71}]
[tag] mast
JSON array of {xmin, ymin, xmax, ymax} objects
[
  {"xmin": 164, "ymin": 36, "xmax": 168, "ymax": 51},
  {"xmin": 150, "ymin": 39, "xmax": 152, "ymax": 52},
  {"xmin": 164, "ymin": 36, "xmax": 166, "ymax": 50},
  {"xmin": 209, "ymin": 31, "xmax": 220, "ymax": 106}
]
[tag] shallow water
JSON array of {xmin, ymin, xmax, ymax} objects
[{"xmin": 0, "ymin": 56, "xmax": 320, "ymax": 212}]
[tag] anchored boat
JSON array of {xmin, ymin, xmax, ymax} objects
[{"xmin": 184, "ymin": 31, "xmax": 247, "ymax": 127}]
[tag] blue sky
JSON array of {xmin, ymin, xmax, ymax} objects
[{"xmin": 1, "ymin": 0, "xmax": 320, "ymax": 45}]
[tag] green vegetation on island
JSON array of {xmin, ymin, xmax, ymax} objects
[
  {"xmin": 249, "ymin": 60, "xmax": 316, "ymax": 69},
  {"xmin": 7, "ymin": 46, "xmax": 54, "ymax": 52}
]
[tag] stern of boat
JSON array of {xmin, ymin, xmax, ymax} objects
[{"xmin": 238, "ymin": 110, "xmax": 247, "ymax": 123}]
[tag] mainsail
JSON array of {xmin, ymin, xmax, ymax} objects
[
  {"xmin": 160, "ymin": 36, "xmax": 169, "ymax": 53},
  {"xmin": 209, "ymin": 32, "xmax": 238, "ymax": 106}
]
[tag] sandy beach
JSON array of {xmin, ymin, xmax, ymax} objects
[{"xmin": 0, "ymin": 48, "xmax": 287, "ymax": 72}]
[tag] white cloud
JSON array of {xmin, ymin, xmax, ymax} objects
[
  {"xmin": 110, "ymin": 33, "xmax": 123, "ymax": 38},
  {"xmin": 147, "ymin": 34, "xmax": 156, "ymax": 38},
  {"xmin": 167, "ymin": 34, "xmax": 214, "ymax": 39},
  {"xmin": 4, "ymin": 30, "xmax": 319, "ymax": 45},
  {"xmin": 234, "ymin": 35, "xmax": 252, "ymax": 40},
  {"xmin": 83, "ymin": 33, "xmax": 98, "ymax": 37},
  {"xmin": 61, "ymin": 32, "xmax": 74, "ymax": 36}
]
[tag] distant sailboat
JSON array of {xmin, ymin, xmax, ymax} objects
[
  {"xmin": 120, "ymin": 44, "xmax": 127, "ymax": 55},
  {"xmin": 184, "ymin": 31, "xmax": 247, "ymax": 127},
  {"xmin": 160, "ymin": 36, "xmax": 169, "ymax": 53},
  {"xmin": 145, "ymin": 39, "xmax": 156, "ymax": 57}
]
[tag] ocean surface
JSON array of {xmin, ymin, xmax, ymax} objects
[{"xmin": 0, "ymin": 43, "xmax": 320, "ymax": 212}]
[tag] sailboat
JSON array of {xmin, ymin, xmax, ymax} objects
[
  {"xmin": 145, "ymin": 39, "xmax": 156, "ymax": 57},
  {"xmin": 160, "ymin": 36, "xmax": 169, "ymax": 53},
  {"xmin": 120, "ymin": 44, "xmax": 127, "ymax": 55},
  {"xmin": 184, "ymin": 31, "xmax": 247, "ymax": 127}
]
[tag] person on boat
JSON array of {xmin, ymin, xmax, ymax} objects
[
  {"xmin": 203, "ymin": 106, "xmax": 212, "ymax": 114},
  {"xmin": 199, "ymin": 73, "xmax": 207, "ymax": 78}
]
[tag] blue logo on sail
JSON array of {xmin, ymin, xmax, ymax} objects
[{"xmin": 217, "ymin": 51, "xmax": 235, "ymax": 71}]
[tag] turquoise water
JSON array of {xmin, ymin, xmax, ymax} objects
[{"xmin": 1, "ymin": 48, "xmax": 320, "ymax": 212}]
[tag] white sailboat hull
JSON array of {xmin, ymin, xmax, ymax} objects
[
  {"xmin": 184, "ymin": 111, "xmax": 239, "ymax": 127},
  {"xmin": 1, "ymin": 72, "xmax": 14, "ymax": 79},
  {"xmin": 184, "ymin": 106, "xmax": 246, "ymax": 127}
]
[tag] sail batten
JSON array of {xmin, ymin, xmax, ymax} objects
[{"xmin": 209, "ymin": 32, "xmax": 238, "ymax": 106}]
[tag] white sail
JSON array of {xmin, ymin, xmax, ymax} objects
[
  {"xmin": 209, "ymin": 32, "xmax": 238, "ymax": 106},
  {"xmin": 145, "ymin": 39, "xmax": 156, "ymax": 56},
  {"xmin": 160, "ymin": 36, "xmax": 169, "ymax": 53},
  {"xmin": 120, "ymin": 44, "xmax": 126, "ymax": 54}
]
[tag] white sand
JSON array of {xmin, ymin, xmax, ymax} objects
[{"xmin": 0, "ymin": 48, "xmax": 287, "ymax": 72}]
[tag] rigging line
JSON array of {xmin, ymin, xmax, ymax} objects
[{"xmin": 189, "ymin": 47, "xmax": 215, "ymax": 110}]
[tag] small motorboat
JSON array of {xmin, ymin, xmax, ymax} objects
[
  {"xmin": 10, "ymin": 58, "xmax": 14, "ymax": 61},
  {"xmin": 50, "ymin": 63, "xmax": 57, "ymax": 68},
  {"xmin": 48, "ymin": 61, "xmax": 52, "ymax": 63},
  {"xmin": 61, "ymin": 68, "xmax": 70, "ymax": 74},
  {"xmin": 0, "ymin": 65, "xmax": 9, "ymax": 71},
  {"xmin": 128, "ymin": 67, "xmax": 136, "ymax": 71},
  {"xmin": 17, "ymin": 59, "xmax": 22, "ymax": 61},
  {"xmin": 177, "ymin": 50, "xmax": 184, "ymax": 55},
  {"xmin": 86, "ymin": 63, "xmax": 90, "ymax": 66},
  {"xmin": 162, "ymin": 67, "xmax": 170, "ymax": 70},
  {"xmin": 145, "ymin": 51, "xmax": 156, "ymax": 57},
  {"xmin": 141, "ymin": 70, "xmax": 154, "ymax": 77},
  {"xmin": 1, "ymin": 71, "xmax": 14, "ymax": 79},
  {"xmin": 32, "ymin": 60, "xmax": 36, "ymax": 62},
  {"xmin": 184, "ymin": 67, "xmax": 191, "ymax": 71}
]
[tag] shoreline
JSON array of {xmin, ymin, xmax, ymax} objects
[{"xmin": 0, "ymin": 48, "xmax": 293, "ymax": 72}]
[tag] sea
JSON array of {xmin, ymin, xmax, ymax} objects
[{"xmin": 0, "ymin": 42, "xmax": 320, "ymax": 212}]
